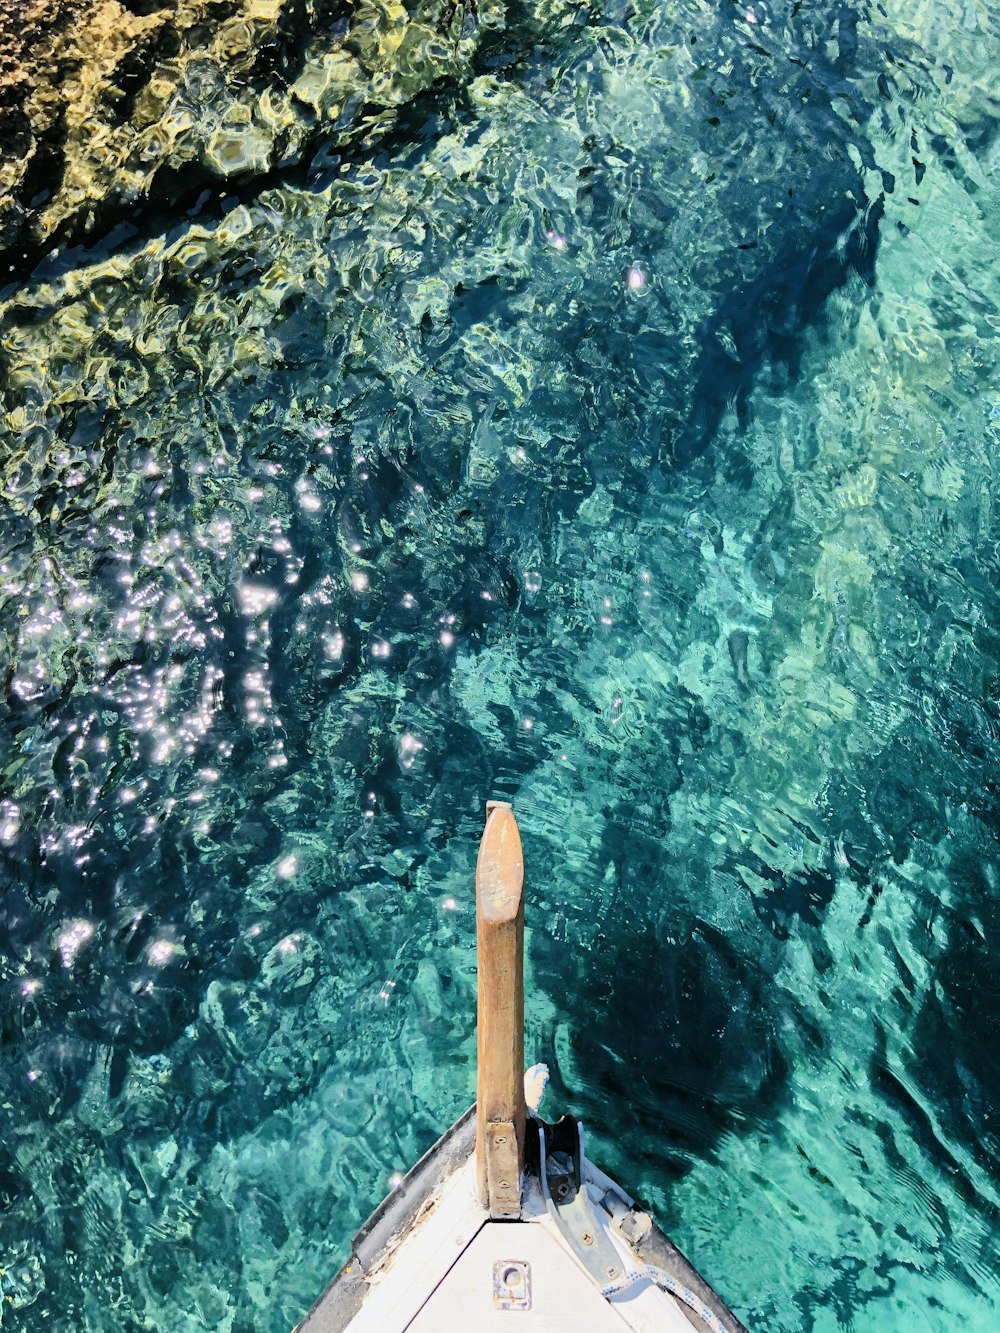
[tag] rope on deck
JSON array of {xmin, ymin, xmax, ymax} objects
[{"xmin": 600, "ymin": 1265, "xmax": 737, "ymax": 1333}]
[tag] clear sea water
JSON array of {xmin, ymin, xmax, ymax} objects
[{"xmin": 2, "ymin": 0, "xmax": 999, "ymax": 1329}]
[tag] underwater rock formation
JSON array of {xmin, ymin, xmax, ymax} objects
[{"xmin": 0, "ymin": 0, "xmax": 504, "ymax": 273}]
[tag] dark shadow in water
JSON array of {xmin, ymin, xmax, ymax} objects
[
  {"xmin": 675, "ymin": 188, "xmax": 883, "ymax": 473},
  {"xmin": 533, "ymin": 896, "xmax": 788, "ymax": 1188},
  {"xmin": 909, "ymin": 859, "xmax": 1000, "ymax": 1173},
  {"xmin": 747, "ymin": 855, "xmax": 839, "ymax": 943}
]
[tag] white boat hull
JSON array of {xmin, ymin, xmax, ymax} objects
[{"xmin": 296, "ymin": 1107, "xmax": 747, "ymax": 1333}]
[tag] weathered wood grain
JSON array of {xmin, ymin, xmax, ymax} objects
[{"xmin": 475, "ymin": 800, "xmax": 526, "ymax": 1217}]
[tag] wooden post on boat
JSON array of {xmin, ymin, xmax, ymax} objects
[{"xmin": 475, "ymin": 800, "xmax": 526, "ymax": 1218}]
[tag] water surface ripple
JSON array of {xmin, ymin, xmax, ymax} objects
[{"xmin": 1, "ymin": 0, "xmax": 999, "ymax": 1329}]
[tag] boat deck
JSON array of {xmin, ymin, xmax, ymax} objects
[
  {"xmin": 407, "ymin": 1219, "xmax": 697, "ymax": 1333},
  {"xmin": 298, "ymin": 1117, "xmax": 737, "ymax": 1333}
]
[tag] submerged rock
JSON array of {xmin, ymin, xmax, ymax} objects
[{"xmin": 0, "ymin": 0, "xmax": 504, "ymax": 274}]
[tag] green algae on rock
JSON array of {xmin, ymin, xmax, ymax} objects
[{"xmin": 0, "ymin": 0, "xmax": 504, "ymax": 272}]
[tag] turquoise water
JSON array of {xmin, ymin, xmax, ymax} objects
[{"xmin": 2, "ymin": 0, "xmax": 1000, "ymax": 1328}]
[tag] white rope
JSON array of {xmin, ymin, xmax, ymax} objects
[
  {"xmin": 600, "ymin": 1264, "xmax": 738, "ymax": 1333},
  {"xmin": 523, "ymin": 1062, "xmax": 550, "ymax": 1114}
]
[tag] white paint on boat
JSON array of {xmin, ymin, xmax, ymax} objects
[
  {"xmin": 408, "ymin": 1220, "xmax": 632, "ymax": 1331},
  {"xmin": 324, "ymin": 1147, "xmax": 702, "ymax": 1333},
  {"xmin": 323, "ymin": 1155, "xmax": 486, "ymax": 1333}
]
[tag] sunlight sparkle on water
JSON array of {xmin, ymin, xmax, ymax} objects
[
  {"xmin": 56, "ymin": 919, "xmax": 95, "ymax": 968},
  {"xmin": 239, "ymin": 583, "xmax": 279, "ymax": 616},
  {"xmin": 147, "ymin": 939, "xmax": 179, "ymax": 966}
]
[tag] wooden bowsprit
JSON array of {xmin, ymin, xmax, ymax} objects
[{"xmin": 475, "ymin": 799, "xmax": 526, "ymax": 1218}]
